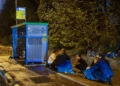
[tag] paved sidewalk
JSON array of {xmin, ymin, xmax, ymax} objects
[{"xmin": 0, "ymin": 56, "xmax": 87, "ymax": 86}]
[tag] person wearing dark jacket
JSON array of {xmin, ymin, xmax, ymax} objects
[
  {"xmin": 55, "ymin": 48, "xmax": 70, "ymax": 65},
  {"xmin": 54, "ymin": 48, "xmax": 74, "ymax": 74},
  {"xmin": 76, "ymin": 54, "xmax": 88, "ymax": 72},
  {"xmin": 84, "ymin": 53, "xmax": 113, "ymax": 85}
]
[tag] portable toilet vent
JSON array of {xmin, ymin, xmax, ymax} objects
[{"xmin": 11, "ymin": 22, "xmax": 48, "ymax": 65}]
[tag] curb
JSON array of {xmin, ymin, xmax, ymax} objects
[{"xmin": 44, "ymin": 67, "xmax": 89, "ymax": 86}]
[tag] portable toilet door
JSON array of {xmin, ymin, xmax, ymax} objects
[
  {"xmin": 26, "ymin": 22, "xmax": 48, "ymax": 65},
  {"xmin": 12, "ymin": 28, "xmax": 18, "ymax": 58}
]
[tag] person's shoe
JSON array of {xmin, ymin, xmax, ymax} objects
[
  {"xmin": 70, "ymin": 71, "xmax": 75, "ymax": 74},
  {"xmin": 84, "ymin": 75, "xmax": 87, "ymax": 79},
  {"xmin": 108, "ymin": 82, "xmax": 113, "ymax": 86}
]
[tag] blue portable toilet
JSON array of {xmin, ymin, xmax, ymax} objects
[{"xmin": 11, "ymin": 22, "xmax": 48, "ymax": 65}]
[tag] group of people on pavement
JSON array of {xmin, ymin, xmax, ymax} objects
[
  {"xmin": 48, "ymin": 48, "xmax": 74, "ymax": 74},
  {"xmin": 48, "ymin": 48, "xmax": 113, "ymax": 85}
]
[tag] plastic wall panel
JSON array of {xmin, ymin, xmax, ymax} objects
[
  {"xmin": 28, "ymin": 25, "xmax": 47, "ymax": 36},
  {"xmin": 12, "ymin": 28, "xmax": 18, "ymax": 58},
  {"xmin": 28, "ymin": 38, "xmax": 42, "ymax": 61},
  {"xmin": 26, "ymin": 24, "xmax": 48, "ymax": 63}
]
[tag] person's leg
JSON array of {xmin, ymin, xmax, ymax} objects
[
  {"xmin": 84, "ymin": 69, "xmax": 96, "ymax": 80},
  {"xmin": 107, "ymin": 76, "xmax": 113, "ymax": 85},
  {"xmin": 92, "ymin": 71, "xmax": 107, "ymax": 83},
  {"xmin": 108, "ymin": 78, "xmax": 112, "ymax": 85},
  {"xmin": 49, "ymin": 64, "xmax": 52, "ymax": 68},
  {"xmin": 65, "ymin": 60, "xmax": 74, "ymax": 74},
  {"xmin": 81, "ymin": 70, "xmax": 86, "ymax": 74},
  {"xmin": 51, "ymin": 62, "xmax": 57, "ymax": 71},
  {"xmin": 57, "ymin": 63, "xmax": 65, "ymax": 72}
]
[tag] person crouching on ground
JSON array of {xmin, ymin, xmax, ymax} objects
[
  {"xmin": 54, "ymin": 48, "xmax": 74, "ymax": 74},
  {"xmin": 48, "ymin": 49, "xmax": 59, "ymax": 70},
  {"xmin": 84, "ymin": 53, "xmax": 114, "ymax": 85},
  {"xmin": 75, "ymin": 54, "xmax": 88, "ymax": 73},
  {"xmin": 54, "ymin": 48, "xmax": 70, "ymax": 66}
]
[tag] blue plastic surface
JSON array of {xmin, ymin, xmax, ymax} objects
[{"xmin": 57, "ymin": 60, "xmax": 74, "ymax": 74}]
